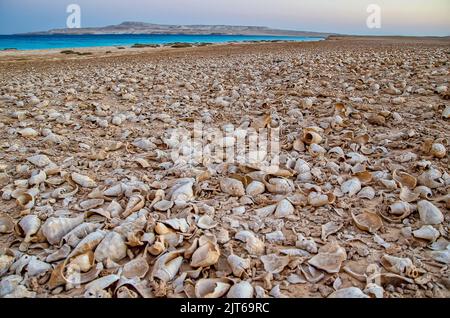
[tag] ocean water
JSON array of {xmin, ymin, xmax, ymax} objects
[{"xmin": 0, "ymin": 34, "xmax": 324, "ymax": 50}]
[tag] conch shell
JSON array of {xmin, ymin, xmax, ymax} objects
[
  {"xmin": 308, "ymin": 243, "xmax": 347, "ymax": 273},
  {"xmin": 341, "ymin": 178, "xmax": 361, "ymax": 197},
  {"xmin": 301, "ymin": 127, "xmax": 323, "ymax": 145},
  {"xmin": 152, "ymin": 250, "xmax": 184, "ymax": 282},
  {"xmin": 42, "ymin": 214, "xmax": 84, "ymax": 245},
  {"xmin": 380, "ymin": 254, "xmax": 418, "ymax": 278},
  {"xmin": 18, "ymin": 214, "xmax": 41, "ymax": 243},
  {"xmin": 94, "ymin": 231, "xmax": 127, "ymax": 262},
  {"xmin": 71, "ymin": 172, "xmax": 97, "ymax": 188},
  {"xmin": 122, "ymin": 194, "xmax": 145, "ymax": 218},
  {"xmin": 190, "ymin": 241, "xmax": 220, "ymax": 268}
]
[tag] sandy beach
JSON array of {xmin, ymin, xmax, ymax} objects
[{"xmin": 0, "ymin": 37, "xmax": 449, "ymax": 298}]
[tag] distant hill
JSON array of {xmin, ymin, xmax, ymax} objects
[{"xmin": 23, "ymin": 21, "xmax": 334, "ymax": 37}]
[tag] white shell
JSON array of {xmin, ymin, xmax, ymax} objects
[
  {"xmin": 227, "ymin": 281, "xmax": 254, "ymax": 298},
  {"xmin": 417, "ymin": 200, "xmax": 444, "ymax": 225},
  {"xmin": 94, "ymin": 231, "xmax": 127, "ymax": 262},
  {"xmin": 71, "ymin": 172, "xmax": 97, "ymax": 188},
  {"xmin": 245, "ymin": 181, "xmax": 265, "ymax": 196},
  {"xmin": 274, "ymin": 199, "xmax": 294, "ymax": 218},
  {"xmin": 341, "ymin": 178, "xmax": 361, "ymax": 197},
  {"xmin": 328, "ymin": 287, "xmax": 369, "ymax": 298},
  {"xmin": 220, "ymin": 178, "xmax": 245, "ymax": 197},
  {"xmin": 413, "ymin": 225, "xmax": 440, "ymax": 241}
]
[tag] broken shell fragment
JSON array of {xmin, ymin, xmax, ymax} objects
[
  {"xmin": 413, "ymin": 225, "xmax": 440, "ymax": 242},
  {"xmin": 0, "ymin": 214, "xmax": 14, "ymax": 233},
  {"xmin": 227, "ymin": 254, "xmax": 250, "ymax": 277},
  {"xmin": 220, "ymin": 178, "xmax": 245, "ymax": 197},
  {"xmin": 152, "ymin": 250, "xmax": 184, "ymax": 282},
  {"xmin": 328, "ymin": 287, "xmax": 369, "ymax": 298},
  {"xmin": 195, "ymin": 278, "xmax": 231, "ymax": 298},
  {"xmin": 18, "ymin": 214, "xmax": 41, "ymax": 242},
  {"xmin": 308, "ymin": 243, "xmax": 347, "ymax": 274},
  {"xmin": 417, "ymin": 200, "xmax": 444, "ymax": 225},
  {"xmin": 430, "ymin": 143, "xmax": 446, "ymax": 159},
  {"xmin": 197, "ymin": 215, "xmax": 218, "ymax": 230},
  {"xmin": 341, "ymin": 178, "xmax": 361, "ymax": 197},
  {"xmin": 260, "ymin": 254, "xmax": 290, "ymax": 274},
  {"xmin": 227, "ymin": 281, "xmax": 254, "ymax": 298},
  {"xmin": 352, "ymin": 211, "xmax": 383, "ymax": 233},
  {"xmin": 190, "ymin": 242, "xmax": 220, "ymax": 268}
]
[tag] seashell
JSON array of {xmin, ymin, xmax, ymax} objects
[
  {"xmin": 321, "ymin": 221, "xmax": 343, "ymax": 241},
  {"xmin": 2, "ymin": 285, "xmax": 36, "ymax": 298},
  {"xmin": 122, "ymin": 194, "xmax": 145, "ymax": 218},
  {"xmin": 431, "ymin": 246, "xmax": 450, "ymax": 264},
  {"xmin": 62, "ymin": 222, "xmax": 101, "ymax": 247},
  {"xmin": 19, "ymin": 128, "xmax": 39, "ymax": 137},
  {"xmin": 255, "ymin": 204, "xmax": 277, "ymax": 218},
  {"xmin": 227, "ymin": 254, "xmax": 250, "ymax": 277},
  {"xmin": 71, "ymin": 172, "xmax": 96, "ymax": 188},
  {"xmin": 328, "ymin": 287, "xmax": 369, "ymax": 298},
  {"xmin": 380, "ymin": 255, "xmax": 418, "ymax": 278},
  {"xmin": 153, "ymin": 200, "xmax": 174, "ymax": 212},
  {"xmin": 123, "ymin": 257, "xmax": 149, "ymax": 279},
  {"xmin": 300, "ymin": 264, "xmax": 324, "ymax": 283},
  {"xmin": 413, "ymin": 225, "xmax": 440, "ymax": 242},
  {"xmin": 341, "ymin": 178, "xmax": 361, "ymax": 197},
  {"xmin": 357, "ymin": 186, "xmax": 375, "ymax": 200},
  {"xmin": 414, "ymin": 186, "xmax": 432, "ymax": 199},
  {"xmin": 227, "ymin": 281, "xmax": 254, "ymax": 298},
  {"xmin": 418, "ymin": 168, "xmax": 443, "ymax": 189},
  {"xmin": 235, "ymin": 231, "xmax": 265, "ymax": 255},
  {"xmin": 417, "ymin": 200, "xmax": 443, "ymax": 225},
  {"xmin": 308, "ymin": 143, "xmax": 326, "ymax": 157},
  {"xmin": 191, "ymin": 242, "xmax": 220, "ymax": 268},
  {"xmin": 380, "ymin": 179, "xmax": 397, "ymax": 190},
  {"xmin": 246, "ymin": 180, "xmax": 265, "ymax": 196},
  {"xmin": 27, "ymin": 154, "xmax": 52, "ymax": 167},
  {"xmin": 389, "ymin": 201, "xmax": 412, "ymax": 216},
  {"xmin": 220, "ymin": 178, "xmax": 245, "ymax": 197},
  {"xmin": 68, "ymin": 251, "xmax": 95, "ymax": 272},
  {"xmin": 103, "ymin": 183, "xmax": 125, "ymax": 196},
  {"xmin": 94, "ymin": 231, "xmax": 127, "ymax": 262},
  {"xmin": 16, "ymin": 192, "xmax": 35, "ymax": 209},
  {"xmin": 28, "ymin": 170, "xmax": 47, "ymax": 185},
  {"xmin": 105, "ymin": 200, "xmax": 124, "ymax": 218},
  {"xmin": 430, "ymin": 143, "xmax": 446, "ymax": 159},
  {"xmin": 148, "ymin": 236, "xmax": 166, "ymax": 256},
  {"xmin": 308, "ymin": 243, "xmax": 347, "ymax": 273},
  {"xmin": 354, "ymin": 171, "xmax": 372, "ymax": 184},
  {"xmin": 301, "ymin": 128, "xmax": 322, "ymax": 145},
  {"xmin": 116, "ymin": 286, "xmax": 139, "ymax": 298},
  {"xmin": 352, "ymin": 211, "xmax": 382, "ymax": 233},
  {"xmin": 274, "ymin": 199, "xmax": 294, "ymax": 218},
  {"xmin": 195, "ymin": 278, "xmax": 232, "ymax": 298},
  {"xmin": 442, "ymin": 105, "xmax": 450, "ymax": 119},
  {"xmin": 197, "ymin": 215, "xmax": 218, "ymax": 230},
  {"xmin": 0, "ymin": 250, "xmax": 15, "ymax": 276},
  {"xmin": 295, "ymin": 234, "xmax": 317, "ymax": 253},
  {"xmin": 78, "ymin": 199, "xmax": 104, "ymax": 211},
  {"xmin": 308, "ymin": 192, "xmax": 335, "ymax": 207},
  {"xmin": 42, "ymin": 214, "xmax": 84, "ymax": 245},
  {"xmin": 0, "ymin": 214, "xmax": 15, "ymax": 233},
  {"xmin": 84, "ymin": 274, "xmax": 120, "ymax": 294},
  {"xmin": 163, "ymin": 218, "xmax": 190, "ymax": 233},
  {"xmin": 69, "ymin": 230, "xmax": 106, "ymax": 258},
  {"xmin": 152, "ymin": 250, "xmax": 184, "ymax": 282},
  {"xmin": 27, "ymin": 256, "xmax": 51, "ymax": 277},
  {"xmin": 51, "ymin": 185, "xmax": 78, "ymax": 199},
  {"xmin": 170, "ymin": 178, "xmax": 195, "ymax": 203},
  {"xmin": 399, "ymin": 187, "xmax": 420, "ymax": 203},
  {"xmin": 18, "ymin": 215, "xmax": 41, "ymax": 243},
  {"xmin": 264, "ymin": 176, "xmax": 294, "ymax": 194},
  {"xmin": 46, "ymin": 244, "xmax": 71, "ymax": 263},
  {"xmin": 260, "ymin": 254, "xmax": 290, "ymax": 274},
  {"xmin": 393, "ymin": 170, "xmax": 417, "ymax": 189}
]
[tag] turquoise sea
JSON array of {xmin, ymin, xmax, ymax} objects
[{"xmin": 0, "ymin": 34, "xmax": 324, "ymax": 50}]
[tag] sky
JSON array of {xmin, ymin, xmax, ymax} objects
[{"xmin": 0, "ymin": 0, "xmax": 449, "ymax": 36}]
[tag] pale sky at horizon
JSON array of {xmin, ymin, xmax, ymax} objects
[{"xmin": 0, "ymin": 0, "xmax": 449, "ymax": 36}]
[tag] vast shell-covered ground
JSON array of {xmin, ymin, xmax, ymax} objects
[{"xmin": 0, "ymin": 37, "xmax": 449, "ymax": 298}]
